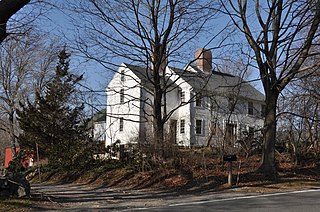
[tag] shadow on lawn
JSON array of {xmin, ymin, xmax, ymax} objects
[
  {"xmin": 33, "ymin": 161, "xmax": 320, "ymax": 197},
  {"xmin": 161, "ymin": 164, "xmax": 320, "ymax": 195}
]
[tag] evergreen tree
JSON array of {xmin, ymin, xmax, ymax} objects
[{"xmin": 17, "ymin": 48, "xmax": 89, "ymax": 168}]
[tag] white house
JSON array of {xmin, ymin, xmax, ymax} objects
[
  {"xmin": 105, "ymin": 49, "xmax": 265, "ymax": 148},
  {"xmin": 91, "ymin": 109, "xmax": 107, "ymax": 142}
]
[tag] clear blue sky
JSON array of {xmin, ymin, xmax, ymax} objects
[
  {"xmin": 33, "ymin": 3, "xmax": 111, "ymax": 110},
  {"xmin": 31, "ymin": 1, "xmax": 264, "ymax": 111}
]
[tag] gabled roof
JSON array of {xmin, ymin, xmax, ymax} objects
[
  {"xmin": 123, "ymin": 63, "xmax": 265, "ymax": 102},
  {"xmin": 171, "ymin": 65, "xmax": 265, "ymax": 102},
  {"xmin": 93, "ymin": 109, "xmax": 106, "ymax": 122},
  {"xmin": 124, "ymin": 63, "xmax": 175, "ymax": 92},
  {"xmin": 124, "ymin": 63, "xmax": 154, "ymax": 91},
  {"xmin": 86, "ymin": 109, "xmax": 106, "ymax": 129}
]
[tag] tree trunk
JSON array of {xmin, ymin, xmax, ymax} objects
[
  {"xmin": 153, "ymin": 77, "xmax": 164, "ymax": 158},
  {"xmin": 9, "ymin": 110, "xmax": 17, "ymax": 159},
  {"xmin": 153, "ymin": 119, "xmax": 164, "ymax": 158},
  {"xmin": 259, "ymin": 90, "xmax": 278, "ymax": 177}
]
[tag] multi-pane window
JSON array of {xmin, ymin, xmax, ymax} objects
[
  {"xmin": 180, "ymin": 119, "xmax": 185, "ymax": 134},
  {"xmin": 120, "ymin": 89, "xmax": 124, "ymax": 104},
  {"xmin": 195, "ymin": 94, "xmax": 202, "ymax": 107},
  {"xmin": 120, "ymin": 70, "xmax": 125, "ymax": 82},
  {"xmin": 180, "ymin": 91, "xmax": 185, "ymax": 103},
  {"xmin": 248, "ymin": 101, "xmax": 253, "ymax": 115},
  {"xmin": 196, "ymin": 119, "xmax": 202, "ymax": 135},
  {"xmin": 119, "ymin": 118, "xmax": 124, "ymax": 131}
]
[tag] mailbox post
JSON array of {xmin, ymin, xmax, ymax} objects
[{"xmin": 223, "ymin": 155, "xmax": 237, "ymax": 186}]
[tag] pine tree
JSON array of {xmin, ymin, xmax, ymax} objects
[{"xmin": 17, "ymin": 48, "xmax": 88, "ymax": 168}]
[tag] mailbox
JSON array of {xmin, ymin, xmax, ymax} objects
[
  {"xmin": 223, "ymin": 154, "xmax": 237, "ymax": 162},
  {"xmin": 223, "ymin": 154, "xmax": 237, "ymax": 186}
]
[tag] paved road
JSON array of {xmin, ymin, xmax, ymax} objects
[
  {"xmin": 142, "ymin": 189, "xmax": 320, "ymax": 212},
  {"xmin": 31, "ymin": 183, "xmax": 320, "ymax": 211}
]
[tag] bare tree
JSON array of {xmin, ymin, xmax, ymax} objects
[
  {"xmin": 221, "ymin": 0, "xmax": 320, "ymax": 176},
  {"xmin": 69, "ymin": 0, "xmax": 221, "ymax": 157},
  {"xmin": 0, "ymin": 31, "xmax": 58, "ymax": 157},
  {"xmin": 278, "ymin": 62, "xmax": 320, "ymax": 164}
]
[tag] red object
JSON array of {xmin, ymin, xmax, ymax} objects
[
  {"xmin": 4, "ymin": 147, "xmax": 33, "ymax": 168},
  {"xmin": 4, "ymin": 147, "xmax": 19, "ymax": 167}
]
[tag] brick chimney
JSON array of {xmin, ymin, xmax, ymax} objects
[{"xmin": 195, "ymin": 48, "xmax": 212, "ymax": 74}]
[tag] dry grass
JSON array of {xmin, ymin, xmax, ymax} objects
[
  {"xmin": 0, "ymin": 198, "xmax": 33, "ymax": 212},
  {"xmin": 36, "ymin": 152, "xmax": 320, "ymax": 193}
]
